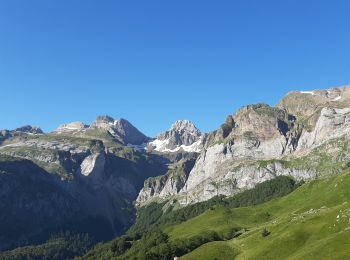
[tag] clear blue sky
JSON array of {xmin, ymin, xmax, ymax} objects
[{"xmin": 1, "ymin": 0, "xmax": 350, "ymax": 136}]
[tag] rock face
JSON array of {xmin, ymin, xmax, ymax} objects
[
  {"xmin": 138, "ymin": 85, "xmax": 350, "ymax": 206},
  {"xmin": 136, "ymin": 158, "xmax": 196, "ymax": 205},
  {"xmin": 148, "ymin": 120, "xmax": 205, "ymax": 153},
  {"xmin": 178, "ymin": 160, "xmax": 317, "ymax": 204},
  {"xmin": 79, "ymin": 153, "xmax": 106, "ymax": 177},
  {"xmin": 297, "ymin": 107, "xmax": 350, "ymax": 150}
]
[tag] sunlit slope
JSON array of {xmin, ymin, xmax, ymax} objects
[{"xmin": 179, "ymin": 170, "xmax": 350, "ymax": 259}]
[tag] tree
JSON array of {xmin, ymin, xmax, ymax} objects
[{"xmin": 111, "ymin": 236, "xmax": 131, "ymax": 256}]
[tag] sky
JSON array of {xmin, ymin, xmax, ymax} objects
[{"xmin": 1, "ymin": 0, "xmax": 350, "ymax": 137}]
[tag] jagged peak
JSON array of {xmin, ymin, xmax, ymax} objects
[
  {"xmin": 148, "ymin": 120, "xmax": 204, "ymax": 153},
  {"xmin": 94, "ymin": 115, "xmax": 115, "ymax": 124},
  {"xmin": 93, "ymin": 116, "xmax": 135, "ymax": 127},
  {"xmin": 169, "ymin": 120, "xmax": 201, "ymax": 134}
]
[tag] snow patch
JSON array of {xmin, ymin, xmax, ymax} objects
[
  {"xmin": 147, "ymin": 137, "xmax": 202, "ymax": 153},
  {"xmin": 300, "ymin": 91, "xmax": 315, "ymax": 95},
  {"xmin": 148, "ymin": 139, "xmax": 170, "ymax": 152}
]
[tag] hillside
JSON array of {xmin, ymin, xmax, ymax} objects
[
  {"xmin": 181, "ymin": 168, "xmax": 350, "ymax": 259},
  {"xmin": 80, "ymin": 168, "xmax": 350, "ymax": 259}
]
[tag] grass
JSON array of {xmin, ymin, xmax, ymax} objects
[
  {"xmin": 166, "ymin": 206, "xmax": 270, "ymax": 241},
  {"xmin": 173, "ymin": 169, "xmax": 350, "ymax": 259},
  {"xmin": 181, "ymin": 241, "xmax": 239, "ymax": 260}
]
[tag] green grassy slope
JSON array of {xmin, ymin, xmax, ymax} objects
[
  {"xmin": 179, "ymin": 170, "xmax": 350, "ymax": 259},
  {"xmin": 80, "ymin": 171, "xmax": 350, "ymax": 259},
  {"xmin": 181, "ymin": 241, "xmax": 238, "ymax": 260}
]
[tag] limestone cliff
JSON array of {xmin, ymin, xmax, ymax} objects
[{"xmin": 138, "ymin": 85, "xmax": 350, "ymax": 206}]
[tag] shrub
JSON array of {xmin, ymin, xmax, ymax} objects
[{"xmin": 262, "ymin": 228, "xmax": 271, "ymax": 237}]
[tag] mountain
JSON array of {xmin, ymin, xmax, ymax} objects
[
  {"xmin": 0, "ymin": 116, "xmax": 170, "ymax": 251},
  {"xmin": 3, "ymin": 84, "xmax": 350, "ymax": 259},
  {"xmin": 54, "ymin": 116, "xmax": 150, "ymax": 146},
  {"xmin": 137, "ymin": 85, "xmax": 350, "ymax": 206},
  {"xmin": 147, "ymin": 120, "xmax": 205, "ymax": 153}
]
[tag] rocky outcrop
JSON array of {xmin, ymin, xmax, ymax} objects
[
  {"xmin": 78, "ymin": 153, "xmax": 106, "ymax": 177},
  {"xmin": 136, "ymin": 158, "xmax": 196, "ymax": 206},
  {"xmin": 15, "ymin": 125, "xmax": 43, "ymax": 134},
  {"xmin": 55, "ymin": 121, "xmax": 88, "ymax": 132},
  {"xmin": 179, "ymin": 161, "xmax": 316, "ymax": 204},
  {"xmin": 0, "ymin": 126, "xmax": 43, "ymax": 144}
]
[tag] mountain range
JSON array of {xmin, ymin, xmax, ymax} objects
[{"xmin": 2, "ymin": 85, "xmax": 350, "ymax": 259}]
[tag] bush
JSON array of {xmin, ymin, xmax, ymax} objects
[{"xmin": 262, "ymin": 228, "xmax": 271, "ymax": 237}]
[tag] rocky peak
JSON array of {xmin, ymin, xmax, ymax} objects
[
  {"xmin": 170, "ymin": 120, "xmax": 201, "ymax": 135},
  {"xmin": 148, "ymin": 120, "xmax": 204, "ymax": 153},
  {"xmin": 159, "ymin": 120, "xmax": 202, "ymax": 142},
  {"xmin": 15, "ymin": 125, "xmax": 43, "ymax": 134},
  {"xmin": 113, "ymin": 118, "xmax": 149, "ymax": 145},
  {"xmin": 91, "ymin": 115, "xmax": 149, "ymax": 145},
  {"xmin": 91, "ymin": 115, "xmax": 115, "ymax": 128}
]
